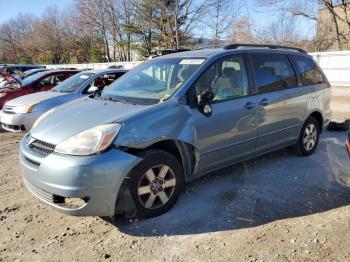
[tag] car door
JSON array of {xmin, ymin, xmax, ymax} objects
[
  {"xmin": 249, "ymin": 53, "xmax": 307, "ymax": 154},
  {"xmin": 191, "ymin": 54, "xmax": 258, "ymax": 174}
]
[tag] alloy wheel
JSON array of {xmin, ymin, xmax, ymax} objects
[
  {"xmin": 303, "ymin": 123, "xmax": 317, "ymax": 151},
  {"xmin": 137, "ymin": 165, "xmax": 176, "ymax": 209}
]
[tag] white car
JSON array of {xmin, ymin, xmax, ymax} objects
[{"xmin": 0, "ymin": 69, "xmax": 127, "ymax": 132}]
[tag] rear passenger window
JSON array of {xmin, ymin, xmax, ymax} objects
[
  {"xmin": 293, "ymin": 56, "xmax": 324, "ymax": 85},
  {"xmin": 251, "ymin": 54, "xmax": 297, "ymax": 93}
]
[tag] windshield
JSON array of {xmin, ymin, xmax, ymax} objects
[
  {"xmin": 101, "ymin": 57, "xmax": 205, "ymax": 102},
  {"xmin": 52, "ymin": 72, "xmax": 95, "ymax": 93},
  {"xmin": 22, "ymin": 72, "xmax": 46, "ymax": 86},
  {"xmin": 24, "ymin": 69, "xmax": 46, "ymax": 76}
]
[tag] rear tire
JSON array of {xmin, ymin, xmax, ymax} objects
[
  {"xmin": 294, "ymin": 116, "xmax": 320, "ymax": 156},
  {"xmin": 127, "ymin": 149, "xmax": 184, "ymax": 218}
]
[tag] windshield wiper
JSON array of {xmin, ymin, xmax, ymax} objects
[{"xmin": 101, "ymin": 96, "xmax": 128, "ymax": 104}]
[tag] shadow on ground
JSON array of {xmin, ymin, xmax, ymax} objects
[{"xmin": 105, "ymin": 131, "xmax": 350, "ymax": 236}]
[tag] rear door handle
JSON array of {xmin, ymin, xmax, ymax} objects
[
  {"xmin": 259, "ymin": 98, "xmax": 270, "ymax": 106},
  {"xmin": 244, "ymin": 101, "xmax": 256, "ymax": 109}
]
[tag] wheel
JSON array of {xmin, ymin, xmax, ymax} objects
[
  {"xmin": 127, "ymin": 149, "xmax": 184, "ymax": 218},
  {"xmin": 294, "ymin": 116, "xmax": 320, "ymax": 156}
]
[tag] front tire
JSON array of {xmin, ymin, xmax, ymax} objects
[
  {"xmin": 127, "ymin": 149, "xmax": 184, "ymax": 218},
  {"xmin": 294, "ymin": 116, "xmax": 320, "ymax": 156}
]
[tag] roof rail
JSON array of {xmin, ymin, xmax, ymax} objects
[
  {"xmin": 194, "ymin": 45, "xmax": 225, "ymax": 50},
  {"xmin": 223, "ymin": 43, "xmax": 307, "ymax": 54},
  {"xmin": 152, "ymin": 48, "xmax": 191, "ymax": 56}
]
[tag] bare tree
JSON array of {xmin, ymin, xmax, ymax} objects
[
  {"xmin": 257, "ymin": 0, "xmax": 350, "ymax": 50},
  {"xmin": 34, "ymin": 7, "xmax": 71, "ymax": 63},
  {"xmin": 230, "ymin": 17, "xmax": 256, "ymax": 43},
  {"xmin": 204, "ymin": 0, "xmax": 242, "ymax": 45},
  {"xmin": 0, "ymin": 14, "xmax": 37, "ymax": 63},
  {"xmin": 75, "ymin": 0, "xmax": 112, "ymax": 61}
]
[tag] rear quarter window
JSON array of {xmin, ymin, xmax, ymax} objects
[
  {"xmin": 292, "ymin": 55, "xmax": 325, "ymax": 86},
  {"xmin": 251, "ymin": 54, "xmax": 297, "ymax": 93}
]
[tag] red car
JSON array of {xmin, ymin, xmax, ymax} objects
[{"xmin": 0, "ymin": 70, "xmax": 80, "ymax": 109}]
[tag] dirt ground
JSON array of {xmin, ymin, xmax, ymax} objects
[
  {"xmin": 1, "ymin": 86, "xmax": 350, "ymax": 262},
  {"xmin": 1, "ymin": 126, "xmax": 350, "ymax": 261}
]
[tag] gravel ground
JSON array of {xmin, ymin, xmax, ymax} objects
[{"xmin": 1, "ymin": 128, "xmax": 350, "ymax": 261}]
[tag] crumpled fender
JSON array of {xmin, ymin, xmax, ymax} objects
[{"xmin": 114, "ymin": 100, "xmax": 197, "ymax": 150}]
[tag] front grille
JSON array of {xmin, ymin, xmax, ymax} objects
[{"xmin": 29, "ymin": 139, "xmax": 56, "ymax": 155}]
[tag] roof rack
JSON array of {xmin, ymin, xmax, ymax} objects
[
  {"xmin": 223, "ymin": 43, "xmax": 307, "ymax": 54},
  {"xmin": 152, "ymin": 48, "xmax": 191, "ymax": 56},
  {"xmin": 194, "ymin": 45, "xmax": 225, "ymax": 50}
]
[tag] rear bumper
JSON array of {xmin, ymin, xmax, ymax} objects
[
  {"xmin": 0, "ymin": 111, "xmax": 39, "ymax": 132},
  {"xmin": 19, "ymin": 135, "xmax": 141, "ymax": 216}
]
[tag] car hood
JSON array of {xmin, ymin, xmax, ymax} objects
[
  {"xmin": 0, "ymin": 83, "xmax": 22, "ymax": 93},
  {"xmin": 32, "ymin": 92, "xmax": 80, "ymax": 113},
  {"xmin": 0, "ymin": 72, "xmax": 22, "ymax": 92},
  {"xmin": 30, "ymin": 97, "xmax": 149, "ymax": 145},
  {"xmin": 5, "ymin": 91, "xmax": 65, "ymax": 107}
]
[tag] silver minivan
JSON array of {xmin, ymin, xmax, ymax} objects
[{"xmin": 19, "ymin": 44, "xmax": 331, "ymax": 218}]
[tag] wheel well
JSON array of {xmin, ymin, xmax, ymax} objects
[
  {"xmin": 124, "ymin": 140, "xmax": 197, "ymax": 182},
  {"xmin": 148, "ymin": 140, "xmax": 182, "ymax": 164},
  {"xmin": 114, "ymin": 140, "xmax": 197, "ymax": 216},
  {"xmin": 309, "ymin": 111, "xmax": 323, "ymax": 132}
]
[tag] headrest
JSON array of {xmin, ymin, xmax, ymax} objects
[
  {"xmin": 223, "ymin": 67, "xmax": 236, "ymax": 77},
  {"xmin": 261, "ymin": 66, "xmax": 276, "ymax": 75}
]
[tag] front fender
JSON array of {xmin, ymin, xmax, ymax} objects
[{"xmin": 114, "ymin": 101, "xmax": 197, "ymax": 150}]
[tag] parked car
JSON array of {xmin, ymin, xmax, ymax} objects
[
  {"xmin": 10, "ymin": 64, "xmax": 46, "ymax": 72},
  {"xmin": 1, "ymin": 69, "xmax": 127, "ymax": 132},
  {"xmin": 0, "ymin": 70, "xmax": 79, "ymax": 112},
  {"xmin": 24, "ymin": 68, "xmax": 48, "ymax": 78},
  {"xmin": 0, "ymin": 72, "xmax": 21, "ymax": 90},
  {"xmin": 149, "ymin": 48, "xmax": 191, "ymax": 59},
  {"xmin": 19, "ymin": 44, "xmax": 331, "ymax": 218},
  {"xmin": 0, "ymin": 65, "xmax": 26, "ymax": 81}
]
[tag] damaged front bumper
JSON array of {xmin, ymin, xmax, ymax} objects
[{"xmin": 19, "ymin": 134, "xmax": 141, "ymax": 216}]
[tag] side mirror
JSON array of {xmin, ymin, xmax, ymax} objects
[
  {"xmin": 198, "ymin": 90, "xmax": 214, "ymax": 106},
  {"xmin": 87, "ymin": 85, "xmax": 99, "ymax": 94},
  {"xmin": 197, "ymin": 90, "xmax": 214, "ymax": 117}
]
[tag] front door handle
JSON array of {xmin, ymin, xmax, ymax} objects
[
  {"xmin": 244, "ymin": 101, "xmax": 256, "ymax": 109},
  {"xmin": 259, "ymin": 98, "xmax": 270, "ymax": 106}
]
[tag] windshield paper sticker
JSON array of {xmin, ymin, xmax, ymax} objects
[{"xmin": 180, "ymin": 59, "xmax": 204, "ymax": 65}]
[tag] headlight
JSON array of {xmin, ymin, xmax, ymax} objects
[
  {"xmin": 31, "ymin": 108, "xmax": 55, "ymax": 130},
  {"xmin": 0, "ymin": 93, "xmax": 6, "ymax": 98},
  {"xmin": 54, "ymin": 123, "xmax": 121, "ymax": 156},
  {"xmin": 12, "ymin": 103, "xmax": 37, "ymax": 114}
]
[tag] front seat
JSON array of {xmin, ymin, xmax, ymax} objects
[{"xmin": 213, "ymin": 68, "xmax": 239, "ymax": 100}]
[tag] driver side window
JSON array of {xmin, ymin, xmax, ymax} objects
[{"xmin": 194, "ymin": 55, "xmax": 249, "ymax": 102}]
